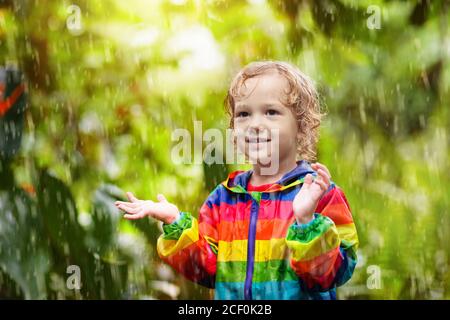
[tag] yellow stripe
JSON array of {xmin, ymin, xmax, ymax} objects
[
  {"xmin": 217, "ymin": 238, "xmax": 288, "ymax": 262},
  {"xmin": 276, "ymin": 178, "xmax": 303, "ymax": 192},
  {"xmin": 157, "ymin": 218, "xmax": 199, "ymax": 257},
  {"xmin": 255, "ymin": 238, "xmax": 288, "ymax": 261},
  {"xmin": 337, "ymin": 223, "xmax": 359, "ymax": 249},
  {"xmin": 222, "ymin": 175, "xmax": 303, "ymax": 193},
  {"xmin": 286, "ymin": 226, "xmax": 340, "ymax": 262}
]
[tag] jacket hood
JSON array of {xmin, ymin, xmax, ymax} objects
[{"xmin": 222, "ymin": 160, "xmax": 315, "ymax": 193}]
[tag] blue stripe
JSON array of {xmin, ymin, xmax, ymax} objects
[
  {"xmin": 334, "ymin": 247, "xmax": 357, "ymax": 287},
  {"xmin": 253, "ymin": 280, "xmax": 338, "ymax": 300},
  {"xmin": 252, "ymin": 280, "xmax": 307, "ymax": 300},
  {"xmin": 215, "ymin": 282, "xmax": 245, "ymax": 300},
  {"xmin": 304, "ymin": 287, "xmax": 337, "ymax": 300},
  {"xmin": 260, "ymin": 186, "xmax": 300, "ymax": 201},
  {"xmin": 205, "ymin": 186, "xmax": 252, "ymax": 207},
  {"xmin": 215, "ymin": 281, "xmax": 338, "ymax": 300},
  {"xmin": 244, "ymin": 197, "xmax": 259, "ymax": 299}
]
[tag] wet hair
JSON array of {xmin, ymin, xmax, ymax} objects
[{"xmin": 224, "ymin": 60, "xmax": 323, "ymax": 162}]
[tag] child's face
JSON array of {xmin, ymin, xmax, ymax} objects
[{"xmin": 233, "ymin": 72, "xmax": 299, "ymax": 168}]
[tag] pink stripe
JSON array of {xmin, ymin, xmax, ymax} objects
[
  {"xmin": 214, "ymin": 200, "xmax": 295, "ymax": 222},
  {"xmin": 213, "ymin": 201, "xmax": 252, "ymax": 222}
]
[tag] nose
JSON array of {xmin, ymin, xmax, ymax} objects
[{"xmin": 248, "ymin": 113, "xmax": 265, "ymax": 133}]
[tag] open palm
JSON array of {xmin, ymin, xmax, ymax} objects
[
  {"xmin": 293, "ymin": 163, "xmax": 331, "ymax": 224},
  {"xmin": 115, "ymin": 192, "xmax": 179, "ymax": 225}
]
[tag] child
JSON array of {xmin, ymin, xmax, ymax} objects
[{"xmin": 115, "ymin": 61, "xmax": 359, "ymax": 300}]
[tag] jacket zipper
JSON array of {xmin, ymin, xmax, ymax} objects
[{"xmin": 244, "ymin": 192, "xmax": 261, "ymax": 300}]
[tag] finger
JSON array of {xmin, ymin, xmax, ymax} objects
[
  {"xmin": 313, "ymin": 178, "xmax": 328, "ymax": 191},
  {"xmin": 312, "ymin": 162, "xmax": 331, "ymax": 178},
  {"xmin": 303, "ymin": 173, "xmax": 313, "ymax": 186},
  {"xmin": 311, "ymin": 162, "xmax": 330, "ymax": 178},
  {"xmin": 115, "ymin": 200, "xmax": 135, "ymax": 205},
  {"xmin": 118, "ymin": 204, "xmax": 141, "ymax": 214},
  {"xmin": 157, "ymin": 194, "xmax": 168, "ymax": 203},
  {"xmin": 317, "ymin": 168, "xmax": 330, "ymax": 186},
  {"xmin": 123, "ymin": 211, "xmax": 146, "ymax": 220},
  {"xmin": 115, "ymin": 201, "xmax": 129, "ymax": 205},
  {"xmin": 115, "ymin": 201, "xmax": 139, "ymax": 208},
  {"xmin": 127, "ymin": 192, "xmax": 139, "ymax": 203}
]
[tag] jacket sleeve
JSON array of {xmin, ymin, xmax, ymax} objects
[
  {"xmin": 285, "ymin": 184, "xmax": 359, "ymax": 291},
  {"xmin": 156, "ymin": 187, "xmax": 220, "ymax": 288}
]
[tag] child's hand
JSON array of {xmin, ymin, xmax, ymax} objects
[
  {"xmin": 293, "ymin": 162, "xmax": 331, "ymax": 225},
  {"xmin": 115, "ymin": 192, "xmax": 180, "ymax": 225}
]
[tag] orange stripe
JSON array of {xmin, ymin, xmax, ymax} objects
[
  {"xmin": 291, "ymin": 246, "xmax": 341, "ymax": 273},
  {"xmin": 320, "ymin": 202, "xmax": 353, "ymax": 225},
  {"xmin": 218, "ymin": 217, "xmax": 295, "ymax": 241},
  {"xmin": 199, "ymin": 221, "xmax": 218, "ymax": 240},
  {"xmin": 0, "ymin": 84, "xmax": 25, "ymax": 116}
]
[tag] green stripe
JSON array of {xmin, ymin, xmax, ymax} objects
[
  {"xmin": 223, "ymin": 183, "xmax": 247, "ymax": 194},
  {"xmin": 286, "ymin": 214, "xmax": 333, "ymax": 242},
  {"xmin": 251, "ymin": 191, "xmax": 261, "ymax": 203},
  {"xmin": 341, "ymin": 239, "xmax": 358, "ymax": 259},
  {"xmin": 217, "ymin": 259, "xmax": 298, "ymax": 283},
  {"xmin": 162, "ymin": 212, "xmax": 193, "ymax": 240}
]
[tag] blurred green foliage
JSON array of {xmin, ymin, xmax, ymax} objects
[{"xmin": 0, "ymin": 0, "xmax": 449, "ymax": 299}]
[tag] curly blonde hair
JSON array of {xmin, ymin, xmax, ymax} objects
[{"xmin": 224, "ymin": 61, "xmax": 323, "ymax": 162}]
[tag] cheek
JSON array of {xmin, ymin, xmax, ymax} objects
[
  {"xmin": 278, "ymin": 117, "xmax": 298, "ymax": 141},
  {"xmin": 233, "ymin": 124, "xmax": 246, "ymax": 139},
  {"xmin": 232, "ymin": 126, "xmax": 247, "ymax": 150}
]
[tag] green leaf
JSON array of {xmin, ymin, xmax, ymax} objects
[{"xmin": 0, "ymin": 187, "xmax": 51, "ymax": 299}]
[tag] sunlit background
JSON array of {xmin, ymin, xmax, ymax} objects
[{"xmin": 0, "ymin": 0, "xmax": 449, "ymax": 299}]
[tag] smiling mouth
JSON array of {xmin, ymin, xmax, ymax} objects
[{"xmin": 245, "ymin": 137, "xmax": 272, "ymax": 143}]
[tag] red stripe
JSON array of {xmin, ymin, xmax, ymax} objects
[
  {"xmin": 199, "ymin": 202, "xmax": 220, "ymax": 227},
  {"xmin": 291, "ymin": 246, "xmax": 343, "ymax": 289},
  {"xmin": 320, "ymin": 203, "xmax": 353, "ymax": 225},
  {"xmin": 218, "ymin": 217, "xmax": 295, "ymax": 241},
  {"xmin": 212, "ymin": 201, "xmax": 252, "ymax": 222},
  {"xmin": 316, "ymin": 187, "xmax": 353, "ymax": 225},
  {"xmin": 0, "ymin": 84, "xmax": 25, "ymax": 117}
]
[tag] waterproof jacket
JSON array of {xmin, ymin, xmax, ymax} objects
[{"xmin": 157, "ymin": 160, "xmax": 359, "ymax": 300}]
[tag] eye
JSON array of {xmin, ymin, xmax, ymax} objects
[
  {"xmin": 266, "ymin": 109, "xmax": 280, "ymax": 116},
  {"xmin": 235, "ymin": 111, "xmax": 249, "ymax": 118}
]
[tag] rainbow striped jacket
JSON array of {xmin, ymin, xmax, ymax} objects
[{"xmin": 157, "ymin": 160, "xmax": 359, "ymax": 300}]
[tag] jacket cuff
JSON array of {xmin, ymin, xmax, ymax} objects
[
  {"xmin": 162, "ymin": 212, "xmax": 193, "ymax": 240},
  {"xmin": 287, "ymin": 213, "xmax": 335, "ymax": 242}
]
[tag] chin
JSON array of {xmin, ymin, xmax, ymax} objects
[{"xmin": 247, "ymin": 152, "xmax": 274, "ymax": 166}]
